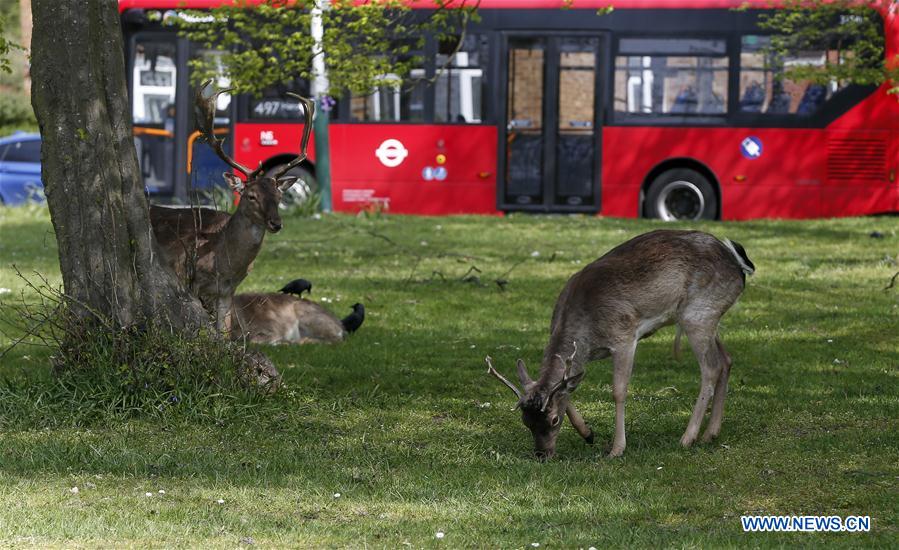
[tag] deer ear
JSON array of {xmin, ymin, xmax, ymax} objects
[
  {"xmin": 277, "ymin": 175, "xmax": 299, "ymax": 191},
  {"xmin": 564, "ymin": 366, "xmax": 585, "ymax": 391},
  {"xmin": 222, "ymin": 172, "xmax": 244, "ymax": 192},
  {"xmin": 516, "ymin": 359, "xmax": 532, "ymax": 386}
]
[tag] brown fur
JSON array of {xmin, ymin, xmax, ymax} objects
[
  {"xmin": 148, "ymin": 83, "xmax": 312, "ymax": 332},
  {"xmin": 488, "ymin": 230, "xmax": 751, "ymax": 459},
  {"xmin": 150, "ymin": 179, "xmax": 287, "ymax": 332},
  {"xmin": 231, "ymin": 293, "xmax": 347, "ymax": 345}
]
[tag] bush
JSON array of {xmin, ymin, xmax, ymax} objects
[
  {"xmin": 55, "ymin": 322, "xmax": 277, "ymax": 399},
  {"xmin": 0, "ymin": 274, "xmax": 282, "ymax": 422},
  {"xmin": 0, "ymin": 93, "xmax": 35, "ymax": 126}
]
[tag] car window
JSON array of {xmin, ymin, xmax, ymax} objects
[{"xmin": 0, "ymin": 140, "xmax": 41, "ymax": 163}]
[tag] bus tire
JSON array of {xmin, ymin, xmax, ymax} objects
[
  {"xmin": 268, "ymin": 164, "xmax": 318, "ymax": 208},
  {"xmin": 645, "ymin": 168, "xmax": 717, "ymax": 221}
]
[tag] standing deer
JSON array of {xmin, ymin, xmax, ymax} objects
[
  {"xmin": 150, "ymin": 81, "xmax": 315, "ymax": 331},
  {"xmin": 486, "ymin": 230, "xmax": 754, "ymax": 460}
]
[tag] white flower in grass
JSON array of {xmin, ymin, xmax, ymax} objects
[
  {"xmin": 158, "ymin": 490, "xmax": 166, "ymax": 495},
  {"xmin": 216, "ymin": 499, "xmax": 225, "ymax": 505},
  {"xmin": 435, "ymin": 531, "xmax": 445, "ymax": 539},
  {"xmin": 333, "ymin": 493, "xmax": 341, "ymax": 498},
  {"xmin": 531, "ymin": 543, "xmax": 540, "ymax": 547},
  {"xmin": 530, "ymin": 251, "xmax": 540, "ymax": 257},
  {"xmin": 145, "ymin": 492, "xmax": 153, "ymax": 497},
  {"xmin": 0, "ymin": 288, "xmax": 11, "ymax": 295},
  {"xmin": 70, "ymin": 487, "xmax": 79, "ymax": 494}
]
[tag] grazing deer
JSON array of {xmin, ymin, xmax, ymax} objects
[
  {"xmin": 150, "ymin": 81, "xmax": 315, "ymax": 331},
  {"xmin": 486, "ymin": 230, "xmax": 754, "ymax": 460},
  {"xmin": 231, "ymin": 288, "xmax": 365, "ymax": 344}
]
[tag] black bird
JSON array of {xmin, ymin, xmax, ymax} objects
[
  {"xmin": 280, "ymin": 278, "xmax": 312, "ymax": 297},
  {"xmin": 341, "ymin": 303, "xmax": 365, "ymax": 334}
]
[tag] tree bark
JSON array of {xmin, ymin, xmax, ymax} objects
[{"xmin": 30, "ymin": 0, "xmax": 209, "ymax": 331}]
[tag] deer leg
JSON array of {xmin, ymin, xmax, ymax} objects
[
  {"xmin": 566, "ymin": 403, "xmax": 594, "ymax": 444},
  {"xmin": 701, "ymin": 336, "xmax": 733, "ymax": 443},
  {"xmin": 608, "ymin": 343, "xmax": 636, "ymax": 458},
  {"xmin": 680, "ymin": 328, "xmax": 723, "ymax": 448}
]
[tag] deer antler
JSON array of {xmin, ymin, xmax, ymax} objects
[
  {"xmin": 195, "ymin": 80, "xmax": 263, "ymax": 182},
  {"xmin": 273, "ymin": 93, "xmax": 316, "ymax": 186},
  {"xmin": 486, "ymin": 356, "xmax": 524, "ymax": 406},
  {"xmin": 541, "ymin": 341, "xmax": 582, "ymax": 412}
]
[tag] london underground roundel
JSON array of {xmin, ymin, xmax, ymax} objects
[{"xmin": 375, "ymin": 139, "xmax": 409, "ymax": 168}]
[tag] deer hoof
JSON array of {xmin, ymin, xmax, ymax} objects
[
  {"xmin": 700, "ymin": 430, "xmax": 719, "ymax": 444},
  {"xmin": 606, "ymin": 446, "xmax": 625, "ymax": 459},
  {"xmin": 585, "ymin": 430, "xmax": 595, "ymax": 445},
  {"xmin": 680, "ymin": 434, "xmax": 696, "ymax": 448}
]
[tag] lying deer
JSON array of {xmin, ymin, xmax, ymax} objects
[
  {"xmin": 150, "ymin": 81, "xmax": 315, "ymax": 331},
  {"xmin": 487, "ymin": 230, "xmax": 754, "ymax": 460},
  {"xmin": 231, "ymin": 281, "xmax": 365, "ymax": 344}
]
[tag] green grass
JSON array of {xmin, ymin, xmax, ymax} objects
[{"xmin": 0, "ymin": 205, "xmax": 897, "ymax": 547}]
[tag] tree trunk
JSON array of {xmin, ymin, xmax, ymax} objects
[{"xmin": 30, "ymin": 0, "xmax": 209, "ymax": 331}]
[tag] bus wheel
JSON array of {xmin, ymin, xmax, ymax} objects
[
  {"xmin": 268, "ymin": 164, "xmax": 318, "ymax": 208},
  {"xmin": 645, "ymin": 168, "xmax": 717, "ymax": 221}
]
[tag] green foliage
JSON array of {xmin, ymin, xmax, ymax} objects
[
  {"xmin": 172, "ymin": 0, "xmax": 478, "ymax": 97},
  {"xmin": 755, "ymin": 0, "xmax": 897, "ymax": 89},
  {"xmin": 0, "ymin": 12, "xmax": 14, "ymax": 74},
  {"xmin": 0, "ymin": 257, "xmax": 278, "ymax": 420},
  {"xmin": 54, "ymin": 323, "xmax": 256, "ymax": 404},
  {"xmin": 0, "ymin": 93, "xmax": 35, "ymax": 126}
]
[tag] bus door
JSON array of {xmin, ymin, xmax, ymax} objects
[
  {"xmin": 500, "ymin": 35, "xmax": 604, "ymax": 213},
  {"xmin": 187, "ymin": 47, "xmax": 234, "ymax": 201},
  {"xmin": 129, "ymin": 33, "xmax": 235, "ymax": 202},
  {"xmin": 130, "ymin": 34, "xmax": 180, "ymax": 196}
]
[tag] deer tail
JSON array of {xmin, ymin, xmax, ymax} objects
[{"xmin": 723, "ymin": 238, "xmax": 755, "ymax": 276}]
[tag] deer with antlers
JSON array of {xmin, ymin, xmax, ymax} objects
[
  {"xmin": 150, "ymin": 81, "xmax": 315, "ymax": 331},
  {"xmin": 486, "ymin": 230, "xmax": 754, "ymax": 460}
]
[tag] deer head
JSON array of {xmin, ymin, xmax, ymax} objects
[
  {"xmin": 196, "ymin": 80, "xmax": 315, "ymax": 233},
  {"xmin": 486, "ymin": 343, "xmax": 587, "ymax": 460}
]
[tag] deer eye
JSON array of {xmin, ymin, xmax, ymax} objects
[{"xmin": 550, "ymin": 415, "xmax": 561, "ymax": 427}]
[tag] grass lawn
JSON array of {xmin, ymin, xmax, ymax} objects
[{"xmin": 0, "ymin": 206, "xmax": 897, "ymax": 547}]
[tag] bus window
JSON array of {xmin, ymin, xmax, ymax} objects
[
  {"xmin": 350, "ymin": 42, "xmax": 426, "ymax": 123},
  {"xmin": 614, "ymin": 38, "xmax": 728, "ymax": 116},
  {"xmin": 739, "ymin": 35, "xmax": 848, "ymax": 116},
  {"xmin": 435, "ymin": 34, "xmax": 488, "ymax": 123},
  {"xmin": 131, "ymin": 38, "xmax": 177, "ymax": 194},
  {"xmin": 350, "ymin": 72, "xmax": 426, "ymax": 122},
  {"xmin": 132, "ymin": 41, "xmax": 177, "ymax": 125},
  {"xmin": 189, "ymin": 48, "xmax": 234, "ymax": 194},
  {"xmin": 244, "ymin": 78, "xmax": 312, "ymax": 121}
]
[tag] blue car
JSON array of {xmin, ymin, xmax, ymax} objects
[{"xmin": 0, "ymin": 132, "xmax": 43, "ymax": 206}]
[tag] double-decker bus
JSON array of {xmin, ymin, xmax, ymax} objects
[{"xmin": 119, "ymin": 0, "xmax": 899, "ymax": 219}]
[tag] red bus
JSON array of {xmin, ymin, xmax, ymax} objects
[{"xmin": 119, "ymin": 0, "xmax": 899, "ymax": 220}]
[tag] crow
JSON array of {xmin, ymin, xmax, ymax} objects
[
  {"xmin": 280, "ymin": 278, "xmax": 312, "ymax": 297},
  {"xmin": 341, "ymin": 303, "xmax": 365, "ymax": 334}
]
